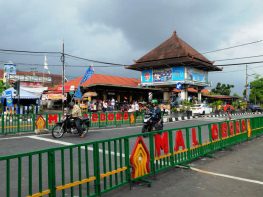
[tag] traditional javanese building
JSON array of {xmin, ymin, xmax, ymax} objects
[{"xmin": 126, "ymin": 31, "xmax": 221, "ymax": 103}]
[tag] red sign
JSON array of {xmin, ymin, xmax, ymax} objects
[
  {"xmin": 48, "ymin": 114, "xmax": 58, "ymax": 124},
  {"xmin": 211, "ymin": 124, "xmax": 219, "ymax": 140},
  {"xmin": 92, "ymin": 113, "xmax": 98, "ymax": 122},
  {"xmin": 174, "ymin": 130, "xmax": 186, "ymax": 151},
  {"xmin": 154, "ymin": 132, "xmax": 169, "ymax": 157}
]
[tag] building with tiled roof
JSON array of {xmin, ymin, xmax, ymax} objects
[
  {"xmin": 49, "ymin": 73, "xmax": 161, "ymax": 103},
  {"xmin": 126, "ymin": 31, "xmax": 222, "ymax": 103}
]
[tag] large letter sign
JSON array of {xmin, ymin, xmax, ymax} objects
[
  {"xmin": 192, "ymin": 128, "xmax": 199, "ymax": 146},
  {"xmin": 211, "ymin": 124, "xmax": 219, "ymax": 140},
  {"xmin": 221, "ymin": 122, "xmax": 228, "ymax": 138},
  {"xmin": 174, "ymin": 130, "xmax": 186, "ymax": 151},
  {"xmin": 154, "ymin": 132, "xmax": 169, "ymax": 156},
  {"xmin": 48, "ymin": 114, "xmax": 58, "ymax": 124},
  {"xmin": 229, "ymin": 121, "xmax": 234, "ymax": 136}
]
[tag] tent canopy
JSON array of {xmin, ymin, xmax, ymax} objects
[{"xmin": 2, "ymin": 87, "xmax": 40, "ymax": 99}]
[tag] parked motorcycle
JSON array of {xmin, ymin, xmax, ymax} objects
[
  {"xmin": 142, "ymin": 109, "xmax": 163, "ymax": 135},
  {"xmin": 52, "ymin": 114, "xmax": 90, "ymax": 138}
]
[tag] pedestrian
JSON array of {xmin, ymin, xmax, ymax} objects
[{"xmin": 102, "ymin": 100, "xmax": 107, "ymax": 112}]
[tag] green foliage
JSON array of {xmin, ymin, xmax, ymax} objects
[
  {"xmin": 211, "ymin": 82, "xmax": 234, "ymax": 96},
  {"xmin": 249, "ymin": 77, "xmax": 263, "ymax": 104}
]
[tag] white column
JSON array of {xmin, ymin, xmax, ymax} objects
[
  {"xmin": 163, "ymin": 92, "xmax": 170, "ymax": 103},
  {"xmin": 198, "ymin": 91, "xmax": 202, "ymax": 103}
]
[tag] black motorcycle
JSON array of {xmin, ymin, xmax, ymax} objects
[
  {"xmin": 142, "ymin": 110, "xmax": 163, "ymax": 135},
  {"xmin": 52, "ymin": 114, "xmax": 90, "ymax": 138}
]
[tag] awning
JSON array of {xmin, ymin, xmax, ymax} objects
[{"xmin": 47, "ymin": 94, "xmax": 64, "ymax": 100}]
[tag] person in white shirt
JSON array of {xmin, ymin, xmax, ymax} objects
[
  {"xmin": 111, "ymin": 98, "xmax": 115, "ymax": 111},
  {"xmin": 102, "ymin": 100, "xmax": 108, "ymax": 112}
]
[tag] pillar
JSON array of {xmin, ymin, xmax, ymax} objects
[
  {"xmin": 198, "ymin": 91, "xmax": 202, "ymax": 103},
  {"xmin": 180, "ymin": 88, "xmax": 188, "ymax": 100},
  {"xmin": 163, "ymin": 92, "xmax": 171, "ymax": 103}
]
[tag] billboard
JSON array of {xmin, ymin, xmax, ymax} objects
[
  {"xmin": 186, "ymin": 68, "xmax": 208, "ymax": 83},
  {"xmin": 153, "ymin": 68, "xmax": 172, "ymax": 82},
  {"xmin": 140, "ymin": 66, "xmax": 208, "ymax": 86}
]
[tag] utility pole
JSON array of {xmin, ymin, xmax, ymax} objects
[
  {"xmin": 245, "ymin": 64, "xmax": 248, "ymax": 101},
  {"xmin": 61, "ymin": 41, "xmax": 65, "ymax": 114}
]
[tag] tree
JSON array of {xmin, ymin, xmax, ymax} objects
[
  {"xmin": 249, "ymin": 77, "xmax": 263, "ymax": 104},
  {"xmin": 211, "ymin": 83, "xmax": 234, "ymax": 96}
]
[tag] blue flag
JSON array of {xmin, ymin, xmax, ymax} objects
[
  {"xmin": 74, "ymin": 66, "xmax": 94, "ymax": 99},
  {"xmin": 80, "ymin": 66, "xmax": 94, "ymax": 84}
]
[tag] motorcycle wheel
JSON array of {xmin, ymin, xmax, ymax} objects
[
  {"xmin": 52, "ymin": 124, "xmax": 65, "ymax": 138},
  {"xmin": 79, "ymin": 124, "xmax": 89, "ymax": 137}
]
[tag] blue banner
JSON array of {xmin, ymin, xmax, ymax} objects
[
  {"xmin": 172, "ymin": 66, "xmax": 185, "ymax": 81},
  {"xmin": 141, "ymin": 69, "xmax": 153, "ymax": 83},
  {"xmin": 5, "ymin": 90, "xmax": 13, "ymax": 107}
]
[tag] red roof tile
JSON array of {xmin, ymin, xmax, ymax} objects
[{"xmin": 63, "ymin": 74, "xmax": 140, "ymax": 89}]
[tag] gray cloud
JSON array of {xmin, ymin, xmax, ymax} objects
[{"xmin": 0, "ymin": 0, "xmax": 263, "ymax": 94}]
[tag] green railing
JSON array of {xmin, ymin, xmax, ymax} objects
[
  {"xmin": 0, "ymin": 112, "xmax": 144, "ymax": 135},
  {"xmin": 0, "ymin": 116, "xmax": 263, "ymax": 196}
]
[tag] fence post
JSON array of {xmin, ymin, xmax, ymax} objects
[
  {"xmin": 168, "ymin": 130, "xmax": 174, "ymax": 166},
  {"xmin": 32, "ymin": 114, "xmax": 36, "ymax": 132},
  {"xmin": 185, "ymin": 128, "xmax": 190, "ymax": 161},
  {"xmin": 93, "ymin": 142, "xmax": 101, "ymax": 196},
  {"xmin": 48, "ymin": 150, "xmax": 56, "ymax": 197},
  {"xmin": 17, "ymin": 114, "xmax": 20, "ymax": 134},
  {"xmin": 124, "ymin": 138, "xmax": 131, "ymax": 187},
  {"xmin": 149, "ymin": 133, "xmax": 155, "ymax": 176},
  {"xmin": 2, "ymin": 114, "xmax": 4, "ymax": 134}
]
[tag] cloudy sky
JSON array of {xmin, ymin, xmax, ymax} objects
[{"xmin": 0, "ymin": 0, "xmax": 263, "ymax": 95}]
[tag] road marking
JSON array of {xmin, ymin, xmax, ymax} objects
[
  {"xmin": 27, "ymin": 135, "xmax": 126, "ymax": 158},
  {"xmin": 190, "ymin": 167, "xmax": 263, "ymax": 185}
]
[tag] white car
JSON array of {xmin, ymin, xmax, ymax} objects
[{"xmin": 191, "ymin": 104, "xmax": 212, "ymax": 115}]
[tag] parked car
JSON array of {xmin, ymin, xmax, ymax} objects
[
  {"xmin": 191, "ymin": 104, "xmax": 212, "ymax": 115},
  {"xmin": 249, "ymin": 104, "xmax": 262, "ymax": 112}
]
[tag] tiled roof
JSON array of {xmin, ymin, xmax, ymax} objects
[
  {"xmin": 63, "ymin": 74, "xmax": 140, "ymax": 89},
  {"xmin": 136, "ymin": 31, "xmax": 211, "ymax": 64}
]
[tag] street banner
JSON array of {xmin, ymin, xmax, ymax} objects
[
  {"xmin": 4, "ymin": 63, "xmax": 16, "ymax": 75},
  {"xmin": 5, "ymin": 90, "xmax": 13, "ymax": 107}
]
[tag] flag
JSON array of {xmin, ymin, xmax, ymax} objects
[
  {"xmin": 74, "ymin": 86, "xmax": 82, "ymax": 99},
  {"xmin": 44, "ymin": 56, "xmax": 48, "ymax": 70},
  {"xmin": 80, "ymin": 66, "xmax": 94, "ymax": 84},
  {"xmin": 74, "ymin": 66, "xmax": 94, "ymax": 99}
]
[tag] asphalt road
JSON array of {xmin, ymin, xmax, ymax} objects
[{"xmin": 0, "ymin": 114, "xmax": 262, "ymax": 197}]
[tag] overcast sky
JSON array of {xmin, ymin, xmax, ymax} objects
[{"xmin": 0, "ymin": 0, "xmax": 263, "ymax": 95}]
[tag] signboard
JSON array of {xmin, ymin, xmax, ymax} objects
[
  {"xmin": 4, "ymin": 63, "xmax": 16, "ymax": 75},
  {"xmin": 141, "ymin": 69, "xmax": 153, "ymax": 83},
  {"xmin": 5, "ymin": 90, "xmax": 13, "ymax": 107},
  {"xmin": 172, "ymin": 66, "xmax": 185, "ymax": 81}
]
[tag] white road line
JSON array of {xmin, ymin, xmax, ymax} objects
[
  {"xmin": 190, "ymin": 167, "xmax": 263, "ymax": 185},
  {"xmin": 27, "ymin": 135, "xmax": 125, "ymax": 158}
]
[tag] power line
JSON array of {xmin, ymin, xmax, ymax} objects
[
  {"xmin": 213, "ymin": 54, "xmax": 263, "ymax": 62},
  {"xmin": 201, "ymin": 39, "xmax": 263, "ymax": 55},
  {"xmin": 214, "ymin": 60, "xmax": 263, "ymax": 67},
  {"xmin": 64, "ymin": 53, "xmax": 126, "ymax": 66},
  {"xmin": 0, "ymin": 48, "xmax": 60, "ymax": 54},
  {"xmin": 214, "ymin": 64, "xmax": 263, "ymax": 73}
]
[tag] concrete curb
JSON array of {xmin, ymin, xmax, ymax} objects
[{"xmin": 163, "ymin": 112, "xmax": 262, "ymax": 123}]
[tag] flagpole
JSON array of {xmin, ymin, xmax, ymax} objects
[{"xmin": 62, "ymin": 41, "xmax": 65, "ymax": 114}]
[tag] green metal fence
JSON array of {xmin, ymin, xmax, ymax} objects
[
  {"xmin": 0, "ymin": 116, "xmax": 263, "ymax": 196},
  {"xmin": 0, "ymin": 112, "xmax": 144, "ymax": 135}
]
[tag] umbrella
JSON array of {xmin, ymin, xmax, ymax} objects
[{"xmin": 83, "ymin": 92, "xmax": 98, "ymax": 97}]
